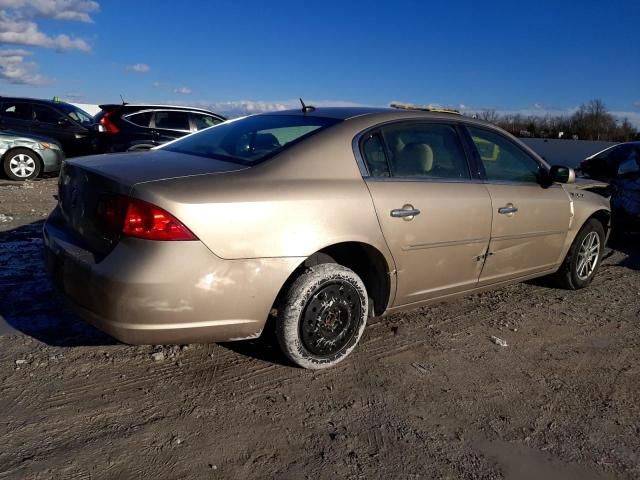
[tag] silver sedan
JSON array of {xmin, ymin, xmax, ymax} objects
[{"xmin": 1, "ymin": 130, "xmax": 64, "ymax": 181}]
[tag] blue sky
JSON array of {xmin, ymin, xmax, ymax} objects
[{"xmin": 0, "ymin": 0, "xmax": 639, "ymax": 123}]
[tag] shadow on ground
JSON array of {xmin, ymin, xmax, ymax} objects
[
  {"xmin": 608, "ymin": 232, "xmax": 640, "ymax": 270},
  {"xmin": 219, "ymin": 316, "xmax": 294, "ymax": 367},
  {"xmin": 0, "ymin": 220, "xmax": 116, "ymax": 347}
]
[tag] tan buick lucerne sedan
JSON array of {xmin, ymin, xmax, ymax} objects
[{"xmin": 44, "ymin": 106, "xmax": 610, "ymax": 369}]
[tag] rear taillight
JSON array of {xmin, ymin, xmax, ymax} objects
[
  {"xmin": 98, "ymin": 111, "xmax": 120, "ymax": 134},
  {"xmin": 97, "ymin": 196, "xmax": 197, "ymax": 241}
]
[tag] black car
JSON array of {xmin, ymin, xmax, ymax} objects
[
  {"xmin": 579, "ymin": 142, "xmax": 640, "ymax": 229},
  {"xmin": 0, "ymin": 96, "xmax": 96, "ymax": 157},
  {"xmin": 94, "ymin": 104, "xmax": 226, "ymax": 152}
]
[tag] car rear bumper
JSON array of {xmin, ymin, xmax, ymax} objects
[{"xmin": 43, "ymin": 211, "xmax": 302, "ymax": 344}]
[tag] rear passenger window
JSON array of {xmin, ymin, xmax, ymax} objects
[
  {"xmin": 379, "ymin": 123, "xmax": 470, "ymax": 179},
  {"xmin": 361, "ymin": 133, "xmax": 390, "ymax": 177},
  {"xmin": 1, "ymin": 102, "xmax": 31, "ymax": 120},
  {"xmin": 125, "ymin": 111, "xmax": 153, "ymax": 127},
  {"xmin": 154, "ymin": 111, "xmax": 190, "ymax": 131}
]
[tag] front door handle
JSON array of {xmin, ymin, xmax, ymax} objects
[
  {"xmin": 498, "ymin": 204, "xmax": 518, "ymax": 215},
  {"xmin": 391, "ymin": 204, "xmax": 420, "ymax": 220}
]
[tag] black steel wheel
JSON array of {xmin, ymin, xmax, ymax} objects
[
  {"xmin": 277, "ymin": 263, "xmax": 368, "ymax": 369},
  {"xmin": 299, "ymin": 281, "xmax": 362, "ymax": 357}
]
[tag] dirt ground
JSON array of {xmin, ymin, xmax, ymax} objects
[{"xmin": 1, "ymin": 177, "xmax": 639, "ymax": 480}]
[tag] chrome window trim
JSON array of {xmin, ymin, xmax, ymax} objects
[
  {"xmin": 365, "ymin": 176, "xmax": 486, "ymax": 185},
  {"xmin": 352, "ymin": 118, "xmax": 479, "ymax": 183},
  {"xmin": 482, "ymin": 180, "xmax": 561, "ymax": 188}
]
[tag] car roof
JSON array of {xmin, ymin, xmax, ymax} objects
[
  {"xmin": 99, "ymin": 103, "xmax": 223, "ymax": 115},
  {"xmin": 264, "ymin": 107, "xmax": 391, "ymax": 120},
  {"xmin": 0, "ymin": 96, "xmax": 75, "ymax": 108},
  {"xmin": 262, "ymin": 106, "xmax": 492, "ymax": 126}
]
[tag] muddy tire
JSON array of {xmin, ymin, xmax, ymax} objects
[
  {"xmin": 276, "ymin": 263, "xmax": 368, "ymax": 369},
  {"xmin": 553, "ymin": 219, "xmax": 605, "ymax": 290},
  {"xmin": 3, "ymin": 148, "xmax": 41, "ymax": 181}
]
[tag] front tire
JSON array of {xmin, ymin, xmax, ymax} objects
[
  {"xmin": 276, "ymin": 264, "xmax": 368, "ymax": 369},
  {"xmin": 3, "ymin": 148, "xmax": 41, "ymax": 181},
  {"xmin": 553, "ymin": 219, "xmax": 605, "ymax": 289}
]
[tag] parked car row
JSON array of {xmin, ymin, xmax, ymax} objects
[
  {"xmin": 94, "ymin": 103, "xmax": 225, "ymax": 152},
  {"xmin": 0, "ymin": 96, "xmax": 225, "ymax": 180}
]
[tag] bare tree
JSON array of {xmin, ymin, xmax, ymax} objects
[
  {"xmin": 467, "ymin": 99, "xmax": 638, "ymax": 142},
  {"xmin": 479, "ymin": 109, "xmax": 499, "ymax": 123}
]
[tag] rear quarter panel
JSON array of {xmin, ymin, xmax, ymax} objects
[{"xmin": 130, "ymin": 122, "xmax": 394, "ymax": 265}]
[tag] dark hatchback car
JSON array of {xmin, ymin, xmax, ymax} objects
[
  {"xmin": 94, "ymin": 104, "xmax": 226, "ymax": 152},
  {"xmin": 579, "ymin": 141, "xmax": 640, "ymax": 229},
  {"xmin": 0, "ymin": 97, "xmax": 96, "ymax": 157}
]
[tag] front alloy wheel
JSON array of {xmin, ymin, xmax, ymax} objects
[
  {"xmin": 553, "ymin": 218, "xmax": 605, "ymax": 289},
  {"xmin": 3, "ymin": 148, "xmax": 41, "ymax": 181},
  {"xmin": 576, "ymin": 231, "xmax": 600, "ymax": 281},
  {"xmin": 277, "ymin": 263, "xmax": 368, "ymax": 369}
]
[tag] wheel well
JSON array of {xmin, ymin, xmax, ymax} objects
[
  {"xmin": 589, "ymin": 210, "xmax": 611, "ymax": 237},
  {"xmin": 278, "ymin": 242, "xmax": 391, "ymax": 317}
]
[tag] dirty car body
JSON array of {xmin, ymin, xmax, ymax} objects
[{"xmin": 43, "ymin": 108, "xmax": 611, "ymax": 368}]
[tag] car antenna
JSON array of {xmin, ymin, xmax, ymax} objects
[
  {"xmin": 299, "ymin": 98, "xmax": 315, "ymax": 113},
  {"xmin": 120, "ymin": 94, "xmax": 127, "ymax": 105}
]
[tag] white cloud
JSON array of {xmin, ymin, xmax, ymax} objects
[
  {"xmin": 152, "ymin": 81, "xmax": 161, "ymax": 87},
  {"xmin": 0, "ymin": 1, "xmax": 97, "ymax": 85},
  {"xmin": 0, "ymin": 0, "xmax": 99, "ymax": 22},
  {"xmin": 126, "ymin": 63, "xmax": 149, "ymax": 73},
  {"xmin": 0, "ymin": 48, "xmax": 47, "ymax": 85},
  {"xmin": 205, "ymin": 99, "xmax": 368, "ymax": 117},
  {"xmin": 0, "ymin": 11, "xmax": 91, "ymax": 51},
  {"xmin": 173, "ymin": 86, "xmax": 192, "ymax": 95}
]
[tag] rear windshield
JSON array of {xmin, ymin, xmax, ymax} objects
[{"xmin": 162, "ymin": 114, "xmax": 341, "ymax": 165}]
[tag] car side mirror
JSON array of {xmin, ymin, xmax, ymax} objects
[{"xmin": 548, "ymin": 165, "xmax": 576, "ymax": 185}]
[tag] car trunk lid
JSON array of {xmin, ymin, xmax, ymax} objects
[{"xmin": 57, "ymin": 150, "xmax": 247, "ymax": 255}]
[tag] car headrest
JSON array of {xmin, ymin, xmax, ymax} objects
[{"xmin": 397, "ymin": 143, "xmax": 434, "ymax": 175}]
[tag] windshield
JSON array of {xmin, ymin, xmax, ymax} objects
[
  {"xmin": 57, "ymin": 103, "xmax": 94, "ymax": 126},
  {"xmin": 162, "ymin": 114, "xmax": 341, "ymax": 165}
]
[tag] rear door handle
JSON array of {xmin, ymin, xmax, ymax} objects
[
  {"xmin": 391, "ymin": 205, "xmax": 420, "ymax": 220},
  {"xmin": 498, "ymin": 204, "xmax": 518, "ymax": 215}
]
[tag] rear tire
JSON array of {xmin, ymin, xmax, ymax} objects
[
  {"xmin": 2, "ymin": 148, "xmax": 41, "ymax": 181},
  {"xmin": 276, "ymin": 263, "xmax": 368, "ymax": 369},
  {"xmin": 553, "ymin": 219, "xmax": 605, "ymax": 290}
]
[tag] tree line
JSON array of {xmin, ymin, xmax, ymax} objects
[{"xmin": 471, "ymin": 100, "xmax": 639, "ymax": 142}]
